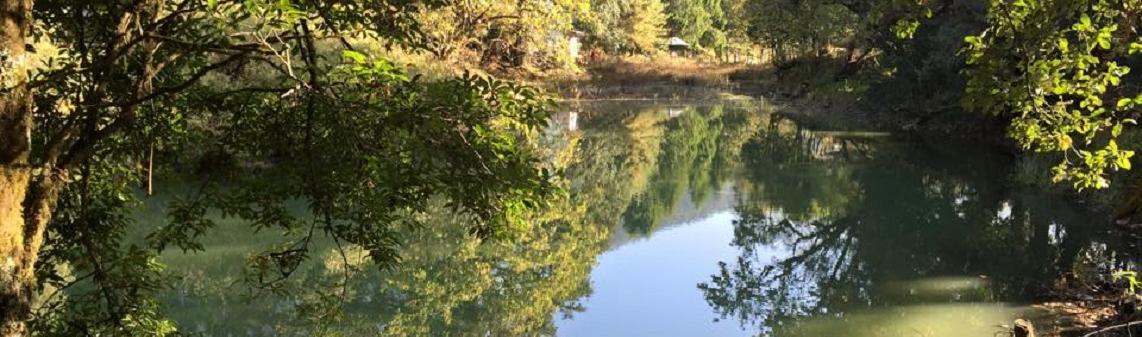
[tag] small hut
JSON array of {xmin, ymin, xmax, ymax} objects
[{"xmin": 668, "ymin": 37, "xmax": 691, "ymax": 57}]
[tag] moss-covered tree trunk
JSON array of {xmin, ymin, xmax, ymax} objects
[
  {"xmin": 1, "ymin": 1, "xmax": 37, "ymax": 336},
  {"xmin": 0, "ymin": 173, "xmax": 32, "ymax": 337}
]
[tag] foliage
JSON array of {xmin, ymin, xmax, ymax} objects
[
  {"xmin": 416, "ymin": 0, "xmax": 590, "ymax": 69},
  {"xmin": 3, "ymin": 0, "xmax": 561, "ymax": 335},
  {"xmin": 744, "ymin": 0, "xmax": 858, "ymax": 63},
  {"xmin": 1112, "ymin": 270, "xmax": 1140, "ymax": 295},
  {"xmin": 626, "ymin": 0, "xmax": 670, "ymax": 53},
  {"xmin": 666, "ymin": 0, "xmax": 762, "ymax": 55},
  {"xmin": 582, "ymin": 0, "xmax": 668, "ymax": 54},
  {"xmin": 584, "ymin": 0, "xmax": 631, "ymax": 52},
  {"xmin": 963, "ymin": 0, "xmax": 1142, "ymax": 189},
  {"xmin": 666, "ymin": 0, "xmax": 718, "ymax": 48}
]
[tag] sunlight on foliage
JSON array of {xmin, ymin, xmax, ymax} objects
[{"xmin": 963, "ymin": 0, "xmax": 1142, "ymax": 189}]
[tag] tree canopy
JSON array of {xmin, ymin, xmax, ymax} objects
[
  {"xmin": 1, "ymin": 0, "xmax": 557, "ymax": 335},
  {"xmin": 963, "ymin": 0, "xmax": 1142, "ymax": 189}
]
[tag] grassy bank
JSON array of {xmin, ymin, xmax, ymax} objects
[
  {"xmin": 546, "ymin": 55, "xmax": 761, "ymax": 100},
  {"xmin": 379, "ymin": 49, "xmax": 765, "ymax": 101}
]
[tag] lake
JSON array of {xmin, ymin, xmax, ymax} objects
[{"xmin": 138, "ymin": 101, "xmax": 1122, "ymax": 336}]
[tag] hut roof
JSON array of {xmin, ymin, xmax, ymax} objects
[{"xmin": 667, "ymin": 37, "xmax": 690, "ymax": 48}]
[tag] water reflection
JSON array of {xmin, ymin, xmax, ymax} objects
[
  {"xmin": 152, "ymin": 103, "xmax": 756, "ymax": 336},
  {"xmin": 145, "ymin": 102, "xmax": 1130, "ymax": 337},
  {"xmin": 699, "ymin": 115, "xmax": 1124, "ymax": 336}
]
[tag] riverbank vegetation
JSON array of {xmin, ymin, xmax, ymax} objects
[{"xmin": 1, "ymin": 0, "xmax": 1141, "ymax": 336}]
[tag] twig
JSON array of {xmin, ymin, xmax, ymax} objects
[{"xmin": 1083, "ymin": 321, "xmax": 1142, "ymax": 337}]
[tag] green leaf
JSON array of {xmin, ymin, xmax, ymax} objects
[
  {"xmin": 1059, "ymin": 134, "xmax": 1073, "ymax": 150},
  {"xmin": 1053, "ymin": 84, "xmax": 1070, "ymax": 95},
  {"xmin": 1118, "ymin": 156, "xmax": 1132, "ymax": 170},
  {"xmin": 893, "ymin": 19, "xmax": 920, "ymax": 40},
  {"xmin": 342, "ymin": 50, "xmax": 367, "ymax": 63},
  {"xmin": 1058, "ymin": 38, "xmax": 1069, "ymax": 52},
  {"xmin": 1119, "ymin": 98, "xmax": 1133, "ymax": 109},
  {"xmin": 207, "ymin": 0, "xmax": 217, "ymax": 10}
]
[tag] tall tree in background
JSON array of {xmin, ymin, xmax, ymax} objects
[
  {"xmin": 586, "ymin": 0, "xmax": 631, "ymax": 51},
  {"xmin": 626, "ymin": 0, "xmax": 669, "ymax": 53},
  {"xmin": 418, "ymin": 0, "xmax": 589, "ymax": 68},
  {"xmin": 716, "ymin": 0, "xmax": 752, "ymax": 61},
  {"xmin": 583, "ymin": 0, "xmax": 667, "ymax": 54},
  {"xmin": 666, "ymin": 0, "xmax": 721, "ymax": 49}
]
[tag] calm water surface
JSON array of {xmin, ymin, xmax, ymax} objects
[{"xmin": 142, "ymin": 101, "xmax": 1122, "ymax": 336}]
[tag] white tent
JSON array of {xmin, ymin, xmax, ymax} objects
[{"xmin": 667, "ymin": 37, "xmax": 690, "ymax": 48}]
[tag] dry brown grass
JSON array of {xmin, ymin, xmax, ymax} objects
[
  {"xmin": 543, "ymin": 55, "xmax": 772, "ymax": 100},
  {"xmin": 368, "ymin": 46, "xmax": 773, "ymax": 100},
  {"xmin": 583, "ymin": 55, "xmax": 755, "ymax": 87}
]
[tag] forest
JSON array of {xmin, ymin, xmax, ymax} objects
[{"xmin": 0, "ymin": 0, "xmax": 1141, "ymax": 336}]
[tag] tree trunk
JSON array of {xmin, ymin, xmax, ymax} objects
[
  {"xmin": 1, "ymin": 0, "xmax": 37, "ymax": 336},
  {"xmin": 0, "ymin": 169, "xmax": 32, "ymax": 337}
]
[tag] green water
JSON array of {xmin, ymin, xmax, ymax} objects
[{"xmin": 138, "ymin": 101, "xmax": 1125, "ymax": 336}]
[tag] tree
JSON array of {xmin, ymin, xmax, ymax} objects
[
  {"xmin": 0, "ymin": 1, "xmax": 557, "ymax": 335},
  {"xmin": 584, "ymin": 0, "xmax": 631, "ymax": 52},
  {"xmin": 665, "ymin": 0, "xmax": 720, "ymax": 49},
  {"xmin": 0, "ymin": 0, "xmax": 38, "ymax": 334},
  {"xmin": 581, "ymin": 0, "xmax": 666, "ymax": 54},
  {"xmin": 963, "ymin": 0, "xmax": 1142, "ymax": 189},
  {"xmin": 715, "ymin": 0, "xmax": 752, "ymax": 61},
  {"xmin": 418, "ymin": 0, "xmax": 589, "ymax": 69},
  {"xmin": 626, "ymin": 0, "xmax": 669, "ymax": 53}
]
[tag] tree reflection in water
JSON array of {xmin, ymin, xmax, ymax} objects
[
  {"xmin": 155, "ymin": 103, "xmax": 766, "ymax": 336},
  {"xmin": 700, "ymin": 116, "xmax": 1131, "ymax": 336},
  {"xmin": 152, "ymin": 103, "xmax": 1132, "ymax": 337}
]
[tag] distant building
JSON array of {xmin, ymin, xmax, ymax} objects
[
  {"xmin": 668, "ymin": 37, "xmax": 691, "ymax": 57},
  {"xmin": 568, "ymin": 30, "xmax": 585, "ymax": 61}
]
